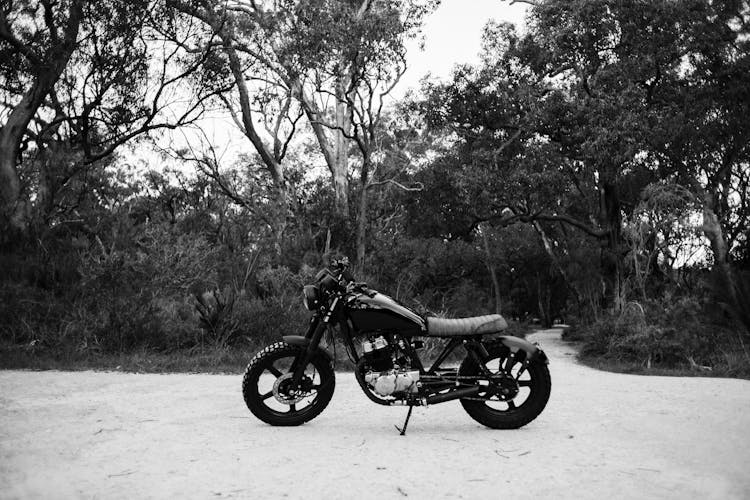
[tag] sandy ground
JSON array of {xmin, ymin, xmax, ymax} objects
[{"xmin": 1, "ymin": 329, "xmax": 749, "ymax": 500}]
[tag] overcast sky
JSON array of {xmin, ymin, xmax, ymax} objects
[{"xmin": 397, "ymin": 0, "xmax": 529, "ymax": 96}]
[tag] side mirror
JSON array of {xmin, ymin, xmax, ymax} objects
[{"xmin": 330, "ymin": 256, "xmax": 350, "ymax": 270}]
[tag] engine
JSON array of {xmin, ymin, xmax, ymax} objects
[{"xmin": 361, "ymin": 335, "xmax": 420, "ymax": 397}]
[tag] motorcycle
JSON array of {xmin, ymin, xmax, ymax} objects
[{"xmin": 242, "ymin": 258, "xmax": 550, "ymax": 434}]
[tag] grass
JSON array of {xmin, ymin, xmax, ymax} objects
[
  {"xmin": 0, "ymin": 322, "xmax": 535, "ymax": 374},
  {"xmin": 559, "ymin": 310, "xmax": 750, "ymax": 381},
  {"xmin": 13, "ymin": 326, "xmax": 743, "ymax": 380},
  {"xmin": 560, "ymin": 335, "xmax": 750, "ymax": 380},
  {"xmin": 573, "ymin": 355, "xmax": 750, "ymax": 379},
  {"xmin": 0, "ymin": 343, "xmax": 258, "ymax": 374}
]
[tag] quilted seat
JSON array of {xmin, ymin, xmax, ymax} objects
[{"xmin": 426, "ymin": 314, "xmax": 508, "ymax": 336}]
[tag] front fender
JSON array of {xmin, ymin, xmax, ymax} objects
[
  {"xmin": 282, "ymin": 335, "xmax": 311, "ymax": 348},
  {"xmin": 499, "ymin": 335, "xmax": 549, "ymax": 364},
  {"xmin": 282, "ymin": 335, "xmax": 335, "ymax": 366}
]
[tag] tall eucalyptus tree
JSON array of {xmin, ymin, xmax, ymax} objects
[{"xmin": 169, "ymin": 0, "xmax": 434, "ymax": 261}]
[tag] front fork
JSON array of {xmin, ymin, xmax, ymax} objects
[{"xmin": 289, "ymin": 296, "xmax": 340, "ymax": 388}]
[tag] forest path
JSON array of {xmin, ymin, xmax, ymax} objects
[{"xmin": 1, "ymin": 329, "xmax": 749, "ymax": 499}]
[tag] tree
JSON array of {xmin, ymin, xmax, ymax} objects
[
  {"xmin": 527, "ymin": 0, "xmax": 750, "ymax": 313},
  {"xmin": 0, "ymin": 0, "xmax": 221, "ymax": 237},
  {"xmin": 412, "ymin": 0, "xmax": 750, "ymax": 315},
  {"xmin": 0, "ymin": 0, "xmax": 83, "ymax": 232},
  {"xmin": 170, "ymin": 0, "xmax": 433, "ymax": 263},
  {"xmin": 251, "ymin": 0, "xmax": 434, "ymax": 231},
  {"xmin": 166, "ymin": 0, "xmax": 306, "ymax": 254}
]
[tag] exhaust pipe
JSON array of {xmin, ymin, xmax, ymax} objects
[{"xmin": 426, "ymin": 386, "xmax": 481, "ymax": 405}]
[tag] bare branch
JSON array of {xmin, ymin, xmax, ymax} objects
[{"xmin": 367, "ymin": 178, "xmax": 424, "ymax": 191}]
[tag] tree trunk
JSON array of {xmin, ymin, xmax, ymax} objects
[
  {"xmin": 33, "ymin": 110, "xmax": 70, "ymax": 228},
  {"xmin": 222, "ymin": 39, "xmax": 288, "ymax": 256},
  {"xmin": 1, "ymin": 76, "xmax": 60, "ymax": 232},
  {"xmin": 0, "ymin": 129, "xmax": 26, "ymax": 231},
  {"xmin": 599, "ymin": 181, "xmax": 625, "ymax": 312},
  {"xmin": 332, "ymin": 78, "xmax": 350, "ymax": 219},
  {"xmin": 356, "ymin": 187, "xmax": 368, "ymax": 272},
  {"xmin": 34, "ymin": 142, "xmax": 57, "ymax": 228},
  {"xmin": 356, "ymin": 156, "xmax": 371, "ymax": 272},
  {"xmin": 702, "ymin": 201, "xmax": 739, "ymax": 311},
  {"xmin": 297, "ymin": 80, "xmax": 350, "ymax": 222},
  {"xmin": 533, "ymin": 220, "xmax": 582, "ymax": 307},
  {"xmin": 481, "ymin": 226, "xmax": 502, "ymax": 314},
  {"xmin": 536, "ymin": 273, "xmax": 552, "ymax": 327},
  {"xmin": 272, "ymin": 182, "xmax": 288, "ymax": 257}
]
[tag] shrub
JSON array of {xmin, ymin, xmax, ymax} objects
[
  {"xmin": 570, "ymin": 296, "xmax": 750, "ymax": 376},
  {"xmin": 234, "ymin": 294, "xmax": 310, "ymax": 345}
]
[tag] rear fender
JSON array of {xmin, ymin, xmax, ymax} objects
[{"xmin": 498, "ymin": 335, "xmax": 549, "ymax": 364}]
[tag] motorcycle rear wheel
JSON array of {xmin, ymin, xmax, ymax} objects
[
  {"xmin": 458, "ymin": 340, "xmax": 550, "ymax": 429},
  {"xmin": 242, "ymin": 341, "xmax": 335, "ymax": 426}
]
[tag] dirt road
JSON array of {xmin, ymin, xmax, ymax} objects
[{"xmin": 1, "ymin": 329, "xmax": 749, "ymax": 499}]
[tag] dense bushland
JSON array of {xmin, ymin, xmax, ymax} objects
[
  {"xmin": 564, "ymin": 292, "xmax": 750, "ymax": 378},
  {"xmin": 1, "ymin": 0, "xmax": 749, "ymax": 376},
  {"xmin": 0, "ymin": 153, "xmax": 550, "ymax": 370}
]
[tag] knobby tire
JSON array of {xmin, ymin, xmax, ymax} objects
[
  {"xmin": 242, "ymin": 341, "xmax": 335, "ymax": 426},
  {"xmin": 458, "ymin": 340, "xmax": 551, "ymax": 429}
]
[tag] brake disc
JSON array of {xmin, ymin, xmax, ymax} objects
[{"xmin": 272, "ymin": 373, "xmax": 309, "ymax": 405}]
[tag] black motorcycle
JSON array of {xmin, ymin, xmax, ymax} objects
[{"xmin": 242, "ymin": 258, "xmax": 550, "ymax": 434}]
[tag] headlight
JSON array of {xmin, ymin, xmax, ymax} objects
[{"xmin": 302, "ymin": 285, "xmax": 320, "ymax": 311}]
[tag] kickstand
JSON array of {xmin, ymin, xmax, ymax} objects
[{"xmin": 395, "ymin": 405, "xmax": 414, "ymax": 436}]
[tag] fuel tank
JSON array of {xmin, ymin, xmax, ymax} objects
[{"xmin": 347, "ymin": 292, "xmax": 426, "ymax": 335}]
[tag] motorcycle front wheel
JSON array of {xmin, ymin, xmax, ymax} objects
[
  {"xmin": 242, "ymin": 341, "xmax": 335, "ymax": 426},
  {"xmin": 458, "ymin": 340, "xmax": 551, "ymax": 429}
]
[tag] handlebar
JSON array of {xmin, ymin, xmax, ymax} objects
[{"xmin": 328, "ymin": 256, "xmax": 354, "ymax": 286}]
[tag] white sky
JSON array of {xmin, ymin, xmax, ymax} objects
[{"xmin": 397, "ymin": 0, "xmax": 529, "ymax": 97}]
